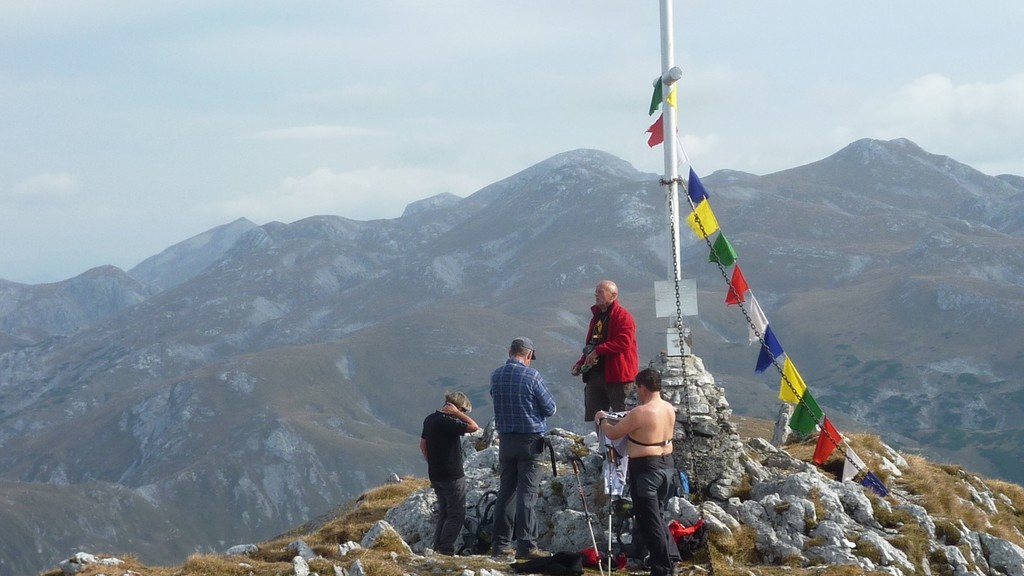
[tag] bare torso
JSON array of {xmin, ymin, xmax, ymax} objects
[{"xmin": 623, "ymin": 399, "xmax": 676, "ymax": 458}]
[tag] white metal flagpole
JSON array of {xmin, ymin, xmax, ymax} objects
[{"xmin": 658, "ymin": 0, "xmax": 689, "ymax": 356}]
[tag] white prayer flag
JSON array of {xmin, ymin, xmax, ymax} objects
[
  {"xmin": 748, "ymin": 293, "xmax": 768, "ymax": 344},
  {"xmin": 842, "ymin": 446, "xmax": 867, "ymax": 482}
]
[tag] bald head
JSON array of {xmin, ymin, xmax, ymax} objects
[{"xmin": 594, "ymin": 280, "xmax": 619, "ymax": 311}]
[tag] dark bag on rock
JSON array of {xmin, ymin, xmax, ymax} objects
[
  {"xmin": 510, "ymin": 551, "xmax": 584, "ymax": 576},
  {"xmin": 669, "ymin": 518, "xmax": 707, "ymax": 560}
]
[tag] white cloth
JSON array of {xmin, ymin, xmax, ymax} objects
[{"xmin": 597, "ymin": 412, "xmax": 630, "ymax": 496}]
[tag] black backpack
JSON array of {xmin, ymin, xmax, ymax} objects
[
  {"xmin": 511, "ymin": 552, "xmax": 584, "ymax": 576},
  {"xmin": 459, "ymin": 491, "xmax": 497, "ymax": 555}
]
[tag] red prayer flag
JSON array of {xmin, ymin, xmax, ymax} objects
[
  {"xmin": 646, "ymin": 114, "xmax": 665, "ymax": 147},
  {"xmin": 812, "ymin": 417, "xmax": 841, "ymax": 465},
  {"xmin": 726, "ymin": 264, "xmax": 749, "ymax": 305}
]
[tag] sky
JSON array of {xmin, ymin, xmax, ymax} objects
[{"xmin": 2, "ymin": 1, "xmax": 1022, "ymax": 284}]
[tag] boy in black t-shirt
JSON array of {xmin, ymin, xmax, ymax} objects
[{"xmin": 420, "ymin": 391, "xmax": 480, "ymax": 555}]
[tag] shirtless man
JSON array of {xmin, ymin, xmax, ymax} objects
[{"xmin": 596, "ymin": 368, "xmax": 677, "ymax": 576}]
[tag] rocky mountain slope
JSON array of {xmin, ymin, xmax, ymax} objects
[{"xmin": 2, "ymin": 139, "xmax": 1023, "ymax": 574}]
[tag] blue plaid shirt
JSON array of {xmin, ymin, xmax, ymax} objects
[{"xmin": 490, "ymin": 358, "xmax": 557, "ymax": 434}]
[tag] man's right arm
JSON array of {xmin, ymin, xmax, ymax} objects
[
  {"xmin": 442, "ymin": 403, "xmax": 481, "ymax": 434},
  {"xmin": 536, "ymin": 378, "xmax": 557, "ymax": 417}
]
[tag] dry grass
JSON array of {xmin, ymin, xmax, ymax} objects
[
  {"xmin": 305, "ymin": 478, "xmax": 429, "ymax": 548},
  {"xmin": 732, "ymin": 415, "xmax": 775, "ymax": 442},
  {"xmin": 899, "ymin": 452, "xmax": 1024, "ymax": 548},
  {"xmin": 42, "ymin": 476, "xmax": 435, "ymax": 576},
  {"xmin": 708, "ymin": 524, "xmax": 760, "ymax": 565}
]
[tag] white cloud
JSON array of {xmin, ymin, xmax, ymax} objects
[
  {"xmin": 202, "ymin": 166, "xmax": 481, "ymax": 223},
  {"xmin": 880, "ymin": 73, "xmax": 1024, "ymax": 126},
  {"xmin": 246, "ymin": 125, "xmax": 385, "ymax": 141},
  {"xmin": 864, "ymin": 73, "xmax": 1024, "ymax": 171},
  {"xmin": 10, "ymin": 172, "xmax": 80, "ymax": 200}
]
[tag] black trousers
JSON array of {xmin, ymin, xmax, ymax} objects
[{"xmin": 628, "ymin": 454, "xmax": 677, "ymax": 576}]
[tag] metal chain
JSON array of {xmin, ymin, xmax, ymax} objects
[
  {"xmin": 663, "ymin": 176, "xmax": 688, "ymax": 355},
  {"xmin": 667, "ymin": 175, "xmax": 714, "ymax": 574}
]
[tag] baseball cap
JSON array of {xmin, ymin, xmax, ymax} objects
[{"xmin": 511, "ymin": 337, "xmax": 537, "ymax": 359}]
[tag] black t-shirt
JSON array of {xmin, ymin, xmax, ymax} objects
[{"xmin": 421, "ymin": 411, "xmax": 469, "ymax": 482}]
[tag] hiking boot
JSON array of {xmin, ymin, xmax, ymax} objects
[
  {"xmin": 516, "ymin": 548, "xmax": 551, "ymax": 560},
  {"xmin": 490, "ymin": 548, "xmax": 514, "ymax": 560}
]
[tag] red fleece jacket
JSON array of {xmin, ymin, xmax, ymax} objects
[{"xmin": 575, "ymin": 299, "xmax": 639, "ymax": 384}]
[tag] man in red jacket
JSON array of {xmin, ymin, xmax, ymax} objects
[{"xmin": 571, "ymin": 280, "xmax": 640, "ymax": 421}]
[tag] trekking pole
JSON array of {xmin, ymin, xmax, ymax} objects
[
  {"xmin": 607, "ymin": 509, "xmax": 613, "ymax": 575},
  {"xmin": 605, "ymin": 450, "xmax": 616, "ymax": 576},
  {"xmin": 569, "ymin": 455, "xmax": 605, "ymax": 576}
]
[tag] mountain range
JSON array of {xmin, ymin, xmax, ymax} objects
[{"xmin": 1, "ymin": 138, "xmax": 1022, "ymax": 574}]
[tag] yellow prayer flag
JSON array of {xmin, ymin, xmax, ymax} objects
[
  {"xmin": 779, "ymin": 356, "xmax": 808, "ymax": 403},
  {"xmin": 686, "ymin": 198, "xmax": 719, "ymax": 238},
  {"xmin": 666, "ymin": 87, "xmax": 677, "ymax": 108}
]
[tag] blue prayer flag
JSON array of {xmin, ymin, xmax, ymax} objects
[
  {"xmin": 687, "ymin": 167, "xmax": 708, "ymax": 205},
  {"xmin": 755, "ymin": 325, "xmax": 784, "ymax": 373},
  {"xmin": 862, "ymin": 472, "xmax": 890, "ymax": 497}
]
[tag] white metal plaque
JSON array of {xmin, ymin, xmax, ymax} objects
[{"xmin": 654, "ymin": 279, "xmax": 698, "ymax": 318}]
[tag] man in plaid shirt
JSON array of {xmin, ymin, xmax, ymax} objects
[{"xmin": 489, "ymin": 337, "xmax": 557, "ymax": 560}]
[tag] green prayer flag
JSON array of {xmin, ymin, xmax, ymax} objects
[
  {"xmin": 789, "ymin": 390, "xmax": 823, "ymax": 434},
  {"xmin": 709, "ymin": 232, "xmax": 737, "ymax": 266},
  {"xmin": 649, "ymin": 80, "xmax": 663, "ymax": 116}
]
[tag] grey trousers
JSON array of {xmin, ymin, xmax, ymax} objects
[
  {"xmin": 431, "ymin": 477, "xmax": 467, "ymax": 554},
  {"xmin": 584, "ymin": 369, "xmax": 632, "ymax": 421},
  {"xmin": 491, "ymin": 432, "xmax": 544, "ymax": 555}
]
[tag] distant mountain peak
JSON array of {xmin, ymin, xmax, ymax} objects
[
  {"xmin": 529, "ymin": 148, "xmax": 642, "ymax": 180},
  {"xmin": 128, "ymin": 217, "xmax": 258, "ymax": 291},
  {"xmin": 832, "ymin": 137, "xmax": 929, "ymax": 165},
  {"xmin": 402, "ymin": 192, "xmax": 462, "ymax": 217}
]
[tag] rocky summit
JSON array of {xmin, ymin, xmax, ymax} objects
[
  {"xmin": 5, "ymin": 139, "xmax": 1024, "ymax": 573},
  {"xmin": 49, "ymin": 353, "xmax": 1024, "ymax": 576}
]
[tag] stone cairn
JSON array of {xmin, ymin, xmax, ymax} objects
[{"xmin": 646, "ymin": 352, "xmax": 746, "ymax": 501}]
